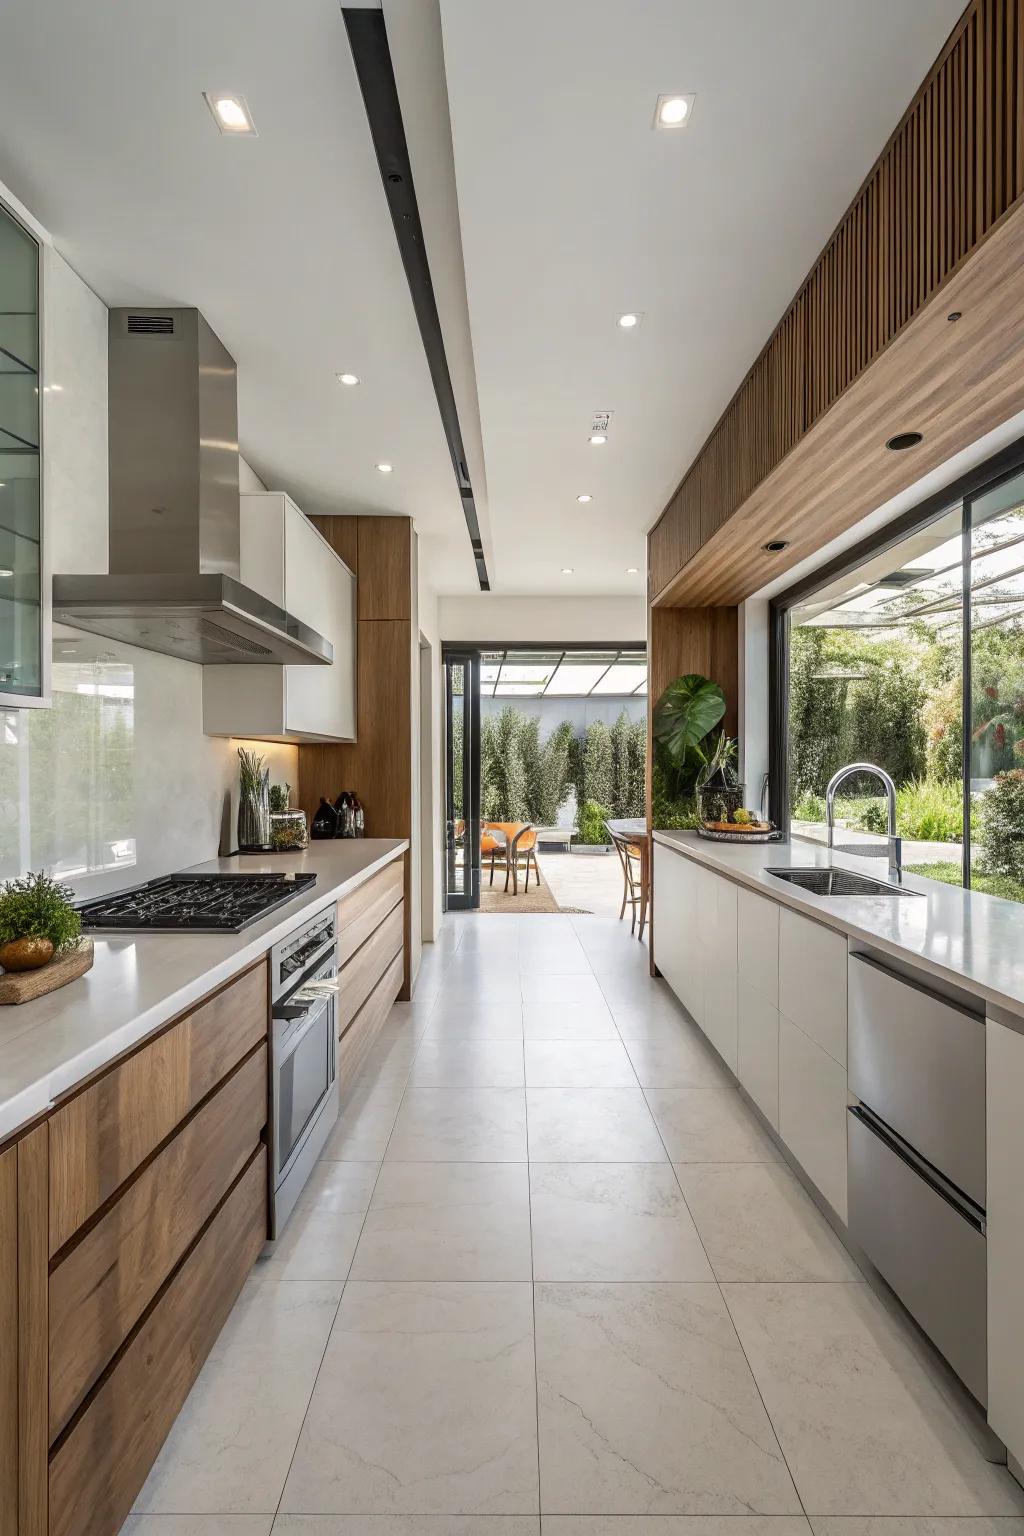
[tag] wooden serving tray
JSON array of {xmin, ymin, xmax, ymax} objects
[{"xmin": 0, "ymin": 937, "xmax": 94, "ymax": 1005}]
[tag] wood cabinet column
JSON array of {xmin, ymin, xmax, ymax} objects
[{"xmin": 298, "ymin": 516, "xmax": 418, "ymax": 998}]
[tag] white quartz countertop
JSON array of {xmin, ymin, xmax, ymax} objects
[
  {"xmin": 653, "ymin": 830, "xmax": 1024, "ymax": 1021},
  {"xmin": 0, "ymin": 839, "xmax": 407, "ymax": 1143}
]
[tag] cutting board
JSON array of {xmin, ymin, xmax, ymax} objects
[{"xmin": 0, "ymin": 938, "xmax": 94, "ymax": 1005}]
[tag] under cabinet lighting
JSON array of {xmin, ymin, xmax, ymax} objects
[
  {"xmin": 886, "ymin": 432, "xmax": 923, "ymax": 451},
  {"xmin": 762, "ymin": 540, "xmax": 790, "ymax": 554},
  {"xmin": 376, "ymin": 462, "xmax": 394, "ymax": 473},
  {"xmin": 204, "ymin": 92, "xmax": 257, "ymax": 136},
  {"xmin": 653, "ymin": 94, "xmax": 695, "ymax": 129},
  {"xmin": 577, "ymin": 494, "xmax": 592, "ymax": 503},
  {"xmin": 336, "ymin": 372, "xmax": 360, "ymax": 387}
]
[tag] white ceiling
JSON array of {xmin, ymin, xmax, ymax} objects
[
  {"xmin": 0, "ymin": 0, "xmax": 965, "ymax": 599},
  {"xmin": 438, "ymin": 0, "xmax": 965, "ymax": 595}
]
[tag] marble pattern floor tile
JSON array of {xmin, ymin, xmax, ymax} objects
[
  {"xmin": 524, "ymin": 1040, "xmax": 638, "ymax": 1088},
  {"xmin": 386, "ymin": 1087, "xmax": 528, "ymax": 1161},
  {"xmin": 350, "ymin": 1161, "xmax": 532, "ymax": 1280},
  {"xmin": 521, "ymin": 974, "xmax": 607, "ymax": 1006},
  {"xmin": 279, "ymin": 1282, "xmax": 539, "ymax": 1515},
  {"xmin": 271, "ymin": 1520, "xmax": 540, "ymax": 1535},
  {"xmin": 645, "ymin": 1088, "xmax": 782, "ymax": 1163},
  {"xmin": 534, "ymin": 1281, "xmax": 801, "ymax": 1515},
  {"xmin": 542, "ymin": 1520, "xmax": 812, "ymax": 1536},
  {"xmin": 624, "ymin": 1031, "xmax": 734, "ymax": 1088},
  {"xmin": 521, "ymin": 1001, "xmax": 618, "ymax": 1040},
  {"xmin": 134, "ymin": 1280, "xmax": 342, "ymax": 1515},
  {"xmin": 121, "ymin": 1520, "xmax": 274, "ymax": 1536},
  {"xmin": 409, "ymin": 1039, "xmax": 526, "ymax": 1087},
  {"xmin": 526, "ymin": 1088, "xmax": 668, "ymax": 1162},
  {"xmin": 530, "ymin": 1163, "xmax": 713, "ymax": 1282},
  {"xmin": 675, "ymin": 1163, "xmax": 861, "ymax": 1281},
  {"xmin": 807, "ymin": 1524, "xmax": 1024, "ymax": 1536},
  {"xmin": 723, "ymin": 1282, "xmax": 1024, "ymax": 1516},
  {"xmin": 421, "ymin": 1004, "xmax": 525, "ymax": 1041},
  {"xmin": 322, "ymin": 1095, "xmax": 403, "ymax": 1162},
  {"xmin": 296, "ymin": 1160, "xmax": 379, "ymax": 1213},
  {"xmin": 257, "ymin": 1202, "xmax": 365, "ymax": 1282}
]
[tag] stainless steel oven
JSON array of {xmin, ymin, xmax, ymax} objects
[{"xmin": 268, "ymin": 906, "xmax": 339, "ymax": 1239}]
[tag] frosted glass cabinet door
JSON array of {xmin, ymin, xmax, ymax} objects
[{"xmin": 0, "ymin": 199, "xmax": 44, "ymax": 704}]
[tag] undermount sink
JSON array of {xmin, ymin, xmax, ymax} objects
[{"xmin": 766, "ymin": 867, "xmax": 923, "ymax": 897}]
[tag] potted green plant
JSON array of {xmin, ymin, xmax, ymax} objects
[{"xmin": 0, "ymin": 870, "xmax": 83, "ymax": 972}]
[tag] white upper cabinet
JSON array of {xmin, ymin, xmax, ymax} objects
[
  {"xmin": 203, "ymin": 492, "xmax": 356, "ymax": 742},
  {"xmin": 778, "ymin": 907, "xmax": 847, "ymax": 1066}
]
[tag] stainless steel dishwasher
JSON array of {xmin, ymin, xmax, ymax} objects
[{"xmin": 847, "ymin": 950, "xmax": 987, "ymax": 1404}]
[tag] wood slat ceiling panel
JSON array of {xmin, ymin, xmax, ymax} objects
[{"xmin": 650, "ymin": 0, "xmax": 1024, "ymax": 604}]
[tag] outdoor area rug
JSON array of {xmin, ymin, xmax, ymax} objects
[{"xmin": 476, "ymin": 859, "xmax": 591, "ymax": 914}]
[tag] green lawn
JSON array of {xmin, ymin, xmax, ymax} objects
[{"xmin": 905, "ymin": 861, "xmax": 1024, "ymax": 904}]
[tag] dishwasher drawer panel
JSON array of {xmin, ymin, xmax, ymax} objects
[
  {"xmin": 848, "ymin": 1107, "xmax": 987, "ymax": 1406},
  {"xmin": 848, "ymin": 952, "xmax": 985, "ymax": 1207}
]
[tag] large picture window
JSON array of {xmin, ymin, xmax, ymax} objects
[{"xmin": 770, "ymin": 447, "xmax": 1024, "ymax": 905}]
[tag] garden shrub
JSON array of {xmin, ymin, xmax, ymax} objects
[
  {"xmin": 979, "ymin": 770, "xmax": 1024, "ymax": 883},
  {"xmin": 577, "ymin": 800, "xmax": 612, "ymax": 845},
  {"xmin": 581, "ymin": 720, "xmax": 614, "ymax": 812}
]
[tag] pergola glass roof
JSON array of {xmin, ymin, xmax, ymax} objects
[{"xmin": 481, "ymin": 649, "xmax": 647, "ymax": 699}]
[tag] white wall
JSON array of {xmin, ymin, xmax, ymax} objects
[
  {"xmin": 438, "ymin": 594, "xmax": 646, "ymax": 646},
  {"xmin": 417, "ymin": 566, "xmax": 443, "ymax": 947},
  {"xmin": 0, "ymin": 198, "xmax": 297, "ymax": 899}
]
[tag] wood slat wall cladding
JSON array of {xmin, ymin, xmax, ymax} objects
[{"xmin": 650, "ymin": 0, "xmax": 1024, "ymax": 602}]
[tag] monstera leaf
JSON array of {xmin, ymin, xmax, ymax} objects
[{"xmin": 652, "ymin": 674, "xmax": 726, "ymax": 790}]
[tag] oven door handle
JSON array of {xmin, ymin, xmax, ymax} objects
[{"xmin": 273, "ymin": 995, "xmax": 330, "ymax": 1048}]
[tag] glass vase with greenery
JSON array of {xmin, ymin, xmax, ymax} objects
[{"xmin": 237, "ymin": 747, "xmax": 271, "ymax": 851}]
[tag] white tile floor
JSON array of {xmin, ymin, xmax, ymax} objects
[{"xmin": 128, "ymin": 912, "xmax": 1024, "ymax": 1535}]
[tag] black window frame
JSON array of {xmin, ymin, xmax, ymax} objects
[{"xmin": 768, "ymin": 433, "xmax": 1024, "ymax": 889}]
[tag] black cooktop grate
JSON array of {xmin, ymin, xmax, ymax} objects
[{"xmin": 77, "ymin": 872, "xmax": 318, "ymax": 933}]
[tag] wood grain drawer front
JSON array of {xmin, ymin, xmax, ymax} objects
[
  {"xmin": 337, "ymin": 901, "xmax": 403, "ymax": 1036},
  {"xmin": 48, "ymin": 961, "xmax": 268, "ymax": 1253},
  {"xmin": 48, "ymin": 1148, "xmax": 266, "ymax": 1536},
  {"xmin": 48, "ymin": 1045, "xmax": 267, "ymax": 1441},
  {"xmin": 340, "ymin": 948, "xmax": 404, "ymax": 1093},
  {"xmin": 0, "ymin": 1145, "xmax": 16, "ymax": 1536},
  {"xmin": 338, "ymin": 859, "xmax": 403, "ymax": 966}
]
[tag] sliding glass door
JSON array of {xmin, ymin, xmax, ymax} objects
[{"xmin": 443, "ymin": 650, "xmax": 481, "ymax": 910}]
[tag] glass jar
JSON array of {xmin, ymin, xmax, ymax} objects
[
  {"xmin": 269, "ymin": 809, "xmax": 309, "ymax": 851},
  {"xmin": 697, "ymin": 780, "xmax": 747, "ymax": 828}
]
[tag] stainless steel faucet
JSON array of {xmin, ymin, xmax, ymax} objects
[{"xmin": 825, "ymin": 762, "xmax": 903, "ymax": 881}]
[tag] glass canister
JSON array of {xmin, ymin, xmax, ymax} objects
[{"xmin": 269, "ymin": 809, "xmax": 309, "ymax": 851}]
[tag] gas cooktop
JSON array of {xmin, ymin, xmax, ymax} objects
[{"xmin": 77, "ymin": 872, "xmax": 318, "ymax": 934}]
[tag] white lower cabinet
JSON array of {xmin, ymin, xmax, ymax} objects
[
  {"xmin": 737, "ymin": 888, "xmax": 780, "ymax": 1004},
  {"xmin": 779, "ymin": 907, "xmax": 848, "ymax": 1065},
  {"xmin": 737, "ymin": 980, "xmax": 779, "ymax": 1129},
  {"xmin": 699, "ymin": 868, "xmax": 738, "ymax": 1072},
  {"xmin": 778, "ymin": 1014, "xmax": 849, "ymax": 1221},
  {"xmin": 653, "ymin": 841, "xmax": 704, "ymax": 1025},
  {"xmin": 986, "ymin": 1012, "xmax": 1024, "ymax": 1467}
]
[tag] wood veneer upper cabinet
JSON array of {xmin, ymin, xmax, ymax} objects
[
  {"xmin": 354, "ymin": 517, "xmax": 413, "ymax": 622},
  {"xmin": 649, "ymin": 0, "xmax": 1024, "ymax": 604}
]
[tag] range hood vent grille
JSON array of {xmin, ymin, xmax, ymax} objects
[
  {"xmin": 127, "ymin": 313, "xmax": 174, "ymax": 334},
  {"xmin": 200, "ymin": 618, "xmax": 273, "ymax": 656}
]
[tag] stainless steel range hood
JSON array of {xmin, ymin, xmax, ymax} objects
[{"xmin": 52, "ymin": 308, "xmax": 333, "ymax": 667}]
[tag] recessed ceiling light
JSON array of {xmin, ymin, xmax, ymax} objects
[
  {"xmin": 376, "ymin": 462, "xmax": 394, "ymax": 473},
  {"xmin": 626, "ymin": 566, "xmax": 639, "ymax": 574},
  {"xmin": 576, "ymin": 494, "xmax": 592, "ymax": 503},
  {"xmin": 886, "ymin": 431, "xmax": 923, "ymax": 451},
  {"xmin": 561, "ymin": 567, "xmax": 574, "ymax": 575},
  {"xmin": 762, "ymin": 540, "xmax": 790, "ymax": 554},
  {"xmin": 336, "ymin": 372, "xmax": 360, "ymax": 387},
  {"xmin": 617, "ymin": 312, "xmax": 641, "ymax": 329},
  {"xmin": 589, "ymin": 434, "xmax": 607, "ymax": 446},
  {"xmin": 204, "ymin": 92, "xmax": 257, "ymax": 136},
  {"xmin": 653, "ymin": 93, "xmax": 695, "ymax": 129}
]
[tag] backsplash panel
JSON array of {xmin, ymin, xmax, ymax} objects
[{"xmin": 0, "ymin": 624, "xmax": 296, "ymax": 898}]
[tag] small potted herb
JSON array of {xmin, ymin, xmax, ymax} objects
[{"xmin": 0, "ymin": 871, "xmax": 82, "ymax": 972}]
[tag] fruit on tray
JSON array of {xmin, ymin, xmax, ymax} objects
[{"xmin": 704, "ymin": 817, "xmax": 771, "ymax": 833}]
